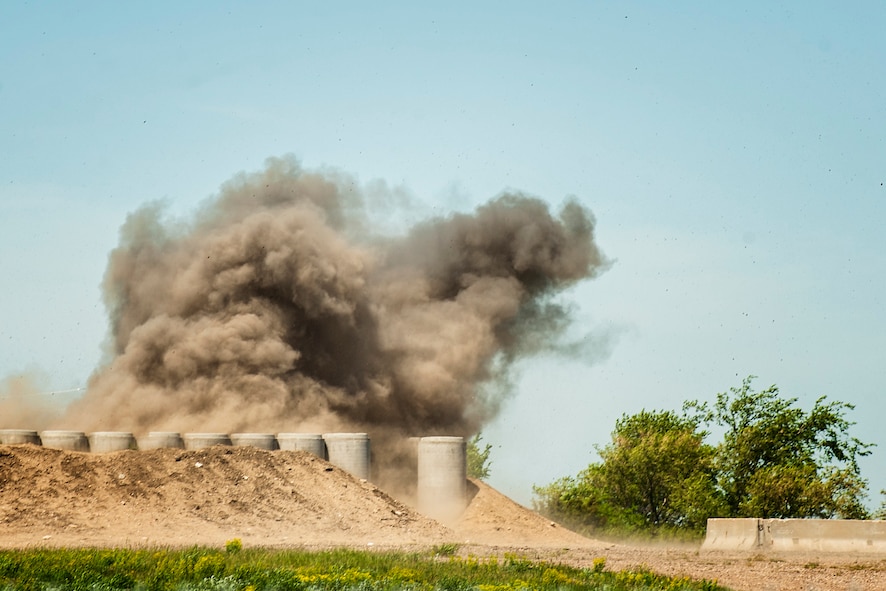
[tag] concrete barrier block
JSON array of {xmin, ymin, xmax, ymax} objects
[
  {"xmin": 704, "ymin": 518, "xmax": 886, "ymax": 553},
  {"xmin": 702, "ymin": 518, "xmax": 763, "ymax": 550},
  {"xmin": 766, "ymin": 519, "xmax": 886, "ymax": 553}
]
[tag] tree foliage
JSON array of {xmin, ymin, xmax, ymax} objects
[
  {"xmin": 534, "ymin": 410, "xmax": 722, "ymax": 535},
  {"xmin": 466, "ymin": 432, "xmax": 492, "ymax": 480},
  {"xmin": 701, "ymin": 376, "xmax": 872, "ymax": 519},
  {"xmin": 534, "ymin": 376, "xmax": 872, "ymax": 536}
]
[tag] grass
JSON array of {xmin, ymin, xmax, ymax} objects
[
  {"xmin": 0, "ymin": 546, "xmax": 731, "ymax": 591},
  {"xmin": 431, "ymin": 544, "xmax": 460, "ymax": 557}
]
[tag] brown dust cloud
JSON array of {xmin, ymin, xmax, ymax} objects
[{"xmin": 33, "ymin": 157, "xmax": 606, "ymax": 452}]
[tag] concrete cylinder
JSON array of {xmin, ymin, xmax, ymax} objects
[
  {"xmin": 417, "ymin": 436, "xmax": 467, "ymax": 523},
  {"xmin": 277, "ymin": 433, "xmax": 327, "ymax": 458},
  {"xmin": 323, "ymin": 433, "xmax": 370, "ymax": 480},
  {"xmin": 88, "ymin": 431, "xmax": 136, "ymax": 453},
  {"xmin": 40, "ymin": 430, "xmax": 90, "ymax": 452},
  {"xmin": 0, "ymin": 429, "xmax": 41, "ymax": 445},
  {"xmin": 182, "ymin": 433, "xmax": 232, "ymax": 450},
  {"xmin": 138, "ymin": 432, "xmax": 185, "ymax": 449},
  {"xmin": 231, "ymin": 433, "xmax": 278, "ymax": 450},
  {"xmin": 404, "ymin": 436, "xmax": 421, "ymax": 467}
]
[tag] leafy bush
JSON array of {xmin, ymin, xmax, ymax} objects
[{"xmin": 467, "ymin": 432, "xmax": 493, "ymax": 480}]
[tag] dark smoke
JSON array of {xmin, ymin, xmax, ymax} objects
[{"xmin": 61, "ymin": 156, "xmax": 606, "ymax": 439}]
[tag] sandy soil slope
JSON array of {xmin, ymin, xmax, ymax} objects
[{"xmin": 2, "ymin": 444, "xmax": 885, "ymax": 591}]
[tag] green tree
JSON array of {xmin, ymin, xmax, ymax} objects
[
  {"xmin": 872, "ymin": 490, "xmax": 886, "ymax": 520},
  {"xmin": 466, "ymin": 432, "xmax": 492, "ymax": 480},
  {"xmin": 699, "ymin": 376, "xmax": 871, "ymax": 519},
  {"xmin": 535, "ymin": 376, "xmax": 873, "ymax": 537},
  {"xmin": 534, "ymin": 409, "xmax": 723, "ymax": 535}
]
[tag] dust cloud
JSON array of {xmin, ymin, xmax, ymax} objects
[
  {"xmin": 0, "ymin": 373, "xmax": 63, "ymax": 430},
  {"xmin": 58, "ymin": 156, "xmax": 607, "ymax": 442}
]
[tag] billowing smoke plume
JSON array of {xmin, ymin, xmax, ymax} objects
[{"xmin": 61, "ymin": 157, "xmax": 606, "ymax": 439}]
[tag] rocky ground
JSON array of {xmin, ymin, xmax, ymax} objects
[{"xmin": 1, "ymin": 444, "xmax": 884, "ymax": 590}]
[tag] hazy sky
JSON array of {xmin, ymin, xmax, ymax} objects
[{"xmin": 2, "ymin": 2, "xmax": 884, "ymax": 506}]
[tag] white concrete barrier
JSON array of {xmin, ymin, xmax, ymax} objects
[
  {"xmin": 701, "ymin": 518, "xmax": 763, "ymax": 550},
  {"xmin": 766, "ymin": 519, "xmax": 886, "ymax": 553},
  {"xmin": 703, "ymin": 518, "xmax": 886, "ymax": 553}
]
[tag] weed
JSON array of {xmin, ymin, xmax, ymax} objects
[
  {"xmin": 224, "ymin": 540, "xmax": 243, "ymax": 555},
  {"xmin": 592, "ymin": 557, "xmax": 607, "ymax": 574},
  {"xmin": 431, "ymin": 543, "xmax": 460, "ymax": 557}
]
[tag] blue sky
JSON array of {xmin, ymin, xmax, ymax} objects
[{"xmin": 2, "ymin": 2, "xmax": 885, "ymax": 507}]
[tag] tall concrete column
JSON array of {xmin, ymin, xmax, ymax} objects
[
  {"xmin": 277, "ymin": 433, "xmax": 327, "ymax": 459},
  {"xmin": 417, "ymin": 436, "xmax": 466, "ymax": 523},
  {"xmin": 323, "ymin": 433, "xmax": 370, "ymax": 480}
]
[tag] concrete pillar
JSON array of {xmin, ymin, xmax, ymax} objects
[
  {"xmin": 40, "ymin": 430, "xmax": 90, "ymax": 451},
  {"xmin": 0, "ymin": 429, "xmax": 41, "ymax": 445},
  {"xmin": 182, "ymin": 433, "xmax": 232, "ymax": 450},
  {"xmin": 277, "ymin": 433, "xmax": 327, "ymax": 458},
  {"xmin": 322, "ymin": 433, "xmax": 370, "ymax": 480},
  {"xmin": 88, "ymin": 432, "xmax": 136, "ymax": 453},
  {"xmin": 417, "ymin": 436, "xmax": 467, "ymax": 523},
  {"xmin": 137, "ymin": 432, "xmax": 185, "ymax": 449},
  {"xmin": 231, "ymin": 433, "xmax": 278, "ymax": 450}
]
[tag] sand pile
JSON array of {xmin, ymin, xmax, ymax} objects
[
  {"xmin": 0, "ymin": 445, "xmax": 444, "ymax": 548},
  {"xmin": 0, "ymin": 444, "xmax": 585, "ymax": 549},
  {"xmin": 457, "ymin": 479, "xmax": 590, "ymax": 547}
]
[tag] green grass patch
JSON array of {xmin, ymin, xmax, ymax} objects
[
  {"xmin": 0, "ymin": 547, "xmax": 730, "ymax": 591},
  {"xmin": 431, "ymin": 543, "xmax": 460, "ymax": 557}
]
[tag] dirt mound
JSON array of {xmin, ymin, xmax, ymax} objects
[
  {"xmin": 0, "ymin": 444, "xmax": 450, "ymax": 548},
  {"xmin": 456, "ymin": 479, "xmax": 592, "ymax": 547},
  {"xmin": 0, "ymin": 444, "xmax": 591, "ymax": 550}
]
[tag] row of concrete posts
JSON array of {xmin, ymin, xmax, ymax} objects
[{"xmin": 0, "ymin": 429, "xmax": 467, "ymax": 523}]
